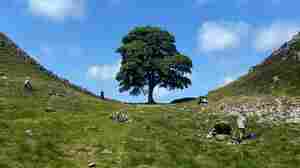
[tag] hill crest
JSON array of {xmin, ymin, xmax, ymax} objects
[
  {"xmin": 0, "ymin": 32, "xmax": 102, "ymax": 99},
  {"xmin": 209, "ymin": 32, "xmax": 300, "ymax": 101}
]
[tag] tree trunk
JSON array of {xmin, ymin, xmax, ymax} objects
[{"xmin": 148, "ymin": 84, "xmax": 155, "ymax": 104}]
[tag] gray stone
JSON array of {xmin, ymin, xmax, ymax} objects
[
  {"xmin": 273, "ymin": 76, "xmax": 280, "ymax": 83},
  {"xmin": 101, "ymin": 149, "xmax": 113, "ymax": 154},
  {"xmin": 25, "ymin": 129, "xmax": 33, "ymax": 136},
  {"xmin": 110, "ymin": 111, "xmax": 129, "ymax": 123},
  {"xmin": 286, "ymin": 118, "xmax": 300, "ymax": 123},
  {"xmin": 282, "ymin": 56, "xmax": 288, "ymax": 61},
  {"xmin": 88, "ymin": 162, "xmax": 96, "ymax": 168},
  {"xmin": 45, "ymin": 107, "xmax": 56, "ymax": 113}
]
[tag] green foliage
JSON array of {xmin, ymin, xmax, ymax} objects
[
  {"xmin": 116, "ymin": 26, "xmax": 193, "ymax": 103},
  {"xmin": 290, "ymin": 40, "xmax": 300, "ymax": 51},
  {"xmin": 214, "ymin": 122, "xmax": 232, "ymax": 135}
]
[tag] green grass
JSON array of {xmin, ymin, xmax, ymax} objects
[
  {"xmin": 1, "ymin": 33, "xmax": 300, "ymax": 167},
  {"xmin": 1, "ymin": 104, "xmax": 300, "ymax": 168},
  {"xmin": 209, "ymin": 50, "xmax": 300, "ymax": 102}
]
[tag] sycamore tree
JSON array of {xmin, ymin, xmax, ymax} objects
[{"xmin": 116, "ymin": 26, "xmax": 192, "ymax": 104}]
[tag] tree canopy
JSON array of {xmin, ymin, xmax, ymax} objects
[{"xmin": 116, "ymin": 26, "xmax": 193, "ymax": 104}]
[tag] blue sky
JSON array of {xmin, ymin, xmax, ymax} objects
[{"xmin": 1, "ymin": 0, "xmax": 300, "ymax": 102}]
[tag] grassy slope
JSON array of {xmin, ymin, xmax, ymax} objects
[
  {"xmin": 209, "ymin": 36, "xmax": 300, "ymax": 102},
  {"xmin": 0, "ymin": 34, "xmax": 300, "ymax": 168}
]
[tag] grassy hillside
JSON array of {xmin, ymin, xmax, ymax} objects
[
  {"xmin": 1, "ymin": 33, "xmax": 300, "ymax": 168},
  {"xmin": 209, "ymin": 33, "xmax": 300, "ymax": 102}
]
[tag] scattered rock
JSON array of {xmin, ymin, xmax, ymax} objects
[
  {"xmin": 110, "ymin": 111, "xmax": 129, "ymax": 123},
  {"xmin": 25, "ymin": 129, "xmax": 33, "ymax": 136},
  {"xmin": 45, "ymin": 107, "xmax": 56, "ymax": 113},
  {"xmin": 88, "ymin": 162, "xmax": 96, "ymax": 168},
  {"xmin": 101, "ymin": 149, "xmax": 113, "ymax": 154},
  {"xmin": 219, "ymin": 97, "xmax": 300, "ymax": 124},
  {"xmin": 281, "ymin": 56, "xmax": 288, "ymax": 61},
  {"xmin": 286, "ymin": 118, "xmax": 300, "ymax": 123},
  {"xmin": 272, "ymin": 76, "xmax": 280, "ymax": 83}
]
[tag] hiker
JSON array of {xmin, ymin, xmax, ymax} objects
[
  {"xmin": 100, "ymin": 91, "xmax": 105, "ymax": 99},
  {"xmin": 24, "ymin": 77, "xmax": 33, "ymax": 90},
  {"xmin": 237, "ymin": 113, "xmax": 247, "ymax": 141}
]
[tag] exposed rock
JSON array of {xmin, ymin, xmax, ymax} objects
[
  {"xmin": 101, "ymin": 149, "xmax": 113, "ymax": 154},
  {"xmin": 45, "ymin": 107, "xmax": 56, "ymax": 113},
  {"xmin": 281, "ymin": 56, "xmax": 288, "ymax": 61},
  {"xmin": 286, "ymin": 118, "xmax": 300, "ymax": 123},
  {"xmin": 110, "ymin": 111, "xmax": 129, "ymax": 123},
  {"xmin": 218, "ymin": 97, "xmax": 300, "ymax": 123},
  {"xmin": 25, "ymin": 129, "xmax": 33, "ymax": 136},
  {"xmin": 88, "ymin": 162, "xmax": 96, "ymax": 168},
  {"xmin": 272, "ymin": 76, "xmax": 280, "ymax": 83},
  {"xmin": 1, "ymin": 76, "xmax": 8, "ymax": 80}
]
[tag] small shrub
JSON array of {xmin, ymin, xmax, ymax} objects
[{"xmin": 214, "ymin": 122, "xmax": 232, "ymax": 135}]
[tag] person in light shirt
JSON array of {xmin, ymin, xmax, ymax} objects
[{"xmin": 237, "ymin": 113, "xmax": 247, "ymax": 141}]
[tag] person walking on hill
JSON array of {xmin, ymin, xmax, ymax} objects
[{"xmin": 237, "ymin": 113, "xmax": 247, "ymax": 141}]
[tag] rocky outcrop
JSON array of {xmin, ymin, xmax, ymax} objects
[{"xmin": 217, "ymin": 97, "xmax": 300, "ymax": 123}]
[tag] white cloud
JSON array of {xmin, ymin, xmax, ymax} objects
[
  {"xmin": 153, "ymin": 87, "xmax": 170, "ymax": 99},
  {"xmin": 254, "ymin": 22, "xmax": 300, "ymax": 52},
  {"xmin": 197, "ymin": 21, "xmax": 249, "ymax": 52},
  {"xmin": 87, "ymin": 60, "xmax": 121, "ymax": 81},
  {"xmin": 28, "ymin": 0, "xmax": 85, "ymax": 21}
]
